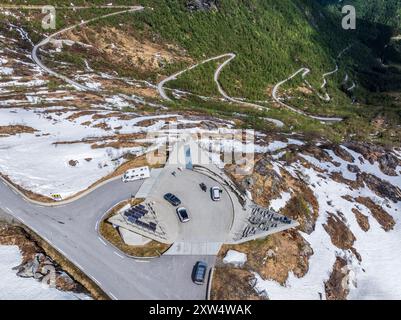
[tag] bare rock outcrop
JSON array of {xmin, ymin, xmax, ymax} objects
[
  {"xmin": 0, "ymin": 222, "xmax": 88, "ymax": 294},
  {"xmin": 186, "ymin": 0, "xmax": 218, "ymax": 11},
  {"xmin": 323, "ymin": 213, "xmax": 356, "ymax": 250},
  {"xmin": 355, "ymin": 197, "xmax": 395, "ymax": 231},
  {"xmin": 352, "ymin": 208, "xmax": 370, "ymax": 232},
  {"xmin": 325, "ymin": 257, "xmax": 350, "ymax": 300}
]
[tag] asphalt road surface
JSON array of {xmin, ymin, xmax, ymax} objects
[{"xmin": 0, "ymin": 178, "xmax": 214, "ymax": 300}]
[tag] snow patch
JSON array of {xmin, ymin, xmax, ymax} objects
[{"xmin": 223, "ymin": 250, "xmax": 247, "ymax": 267}]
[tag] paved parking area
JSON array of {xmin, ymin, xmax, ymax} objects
[
  {"xmin": 147, "ymin": 165, "xmax": 234, "ymax": 244},
  {"xmin": 115, "ymin": 138, "xmax": 299, "ymax": 255}
]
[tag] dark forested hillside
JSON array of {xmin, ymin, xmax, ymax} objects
[
  {"xmin": 319, "ymin": 0, "xmax": 401, "ymax": 28},
  {"xmin": 2, "ymin": 0, "xmax": 401, "ymax": 144}
]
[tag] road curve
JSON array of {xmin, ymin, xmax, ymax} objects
[
  {"xmin": 158, "ymin": 53, "xmax": 284, "ymax": 128},
  {"xmin": 321, "ymin": 62, "xmax": 339, "ymax": 90},
  {"xmin": 0, "ymin": 176, "xmax": 212, "ymax": 300},
  {"xmin": 157, "ymin": 53, "xmax": 235, "ymax": 101},
  {"xmin": 271, "ymin": 45, "xmax": 359, "ymax": 122},
  {"xmin": 31, "ymin": 6, "xmax": 144, "ymax": 91},
  {"xmin": 272, "ymin": 67, "xmax": 343, "ymax": 123},
  {"xmin": 213, "ymin": 53, "xmax": 267, "ymax": 110}
]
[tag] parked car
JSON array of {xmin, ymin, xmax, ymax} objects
[
  {"xmin": 199, "ymin": 183, "xmax": 207, "ymax": 192},
  {"xmin": 210, "ymin": 186, "xmax": 222, "ymax": 201},
  {"xmin": 176, "ymin": 207, "xmax": 190, "ymax": 223},
  {"xmin": 192, "ymin": 261, "xmax": 208, "ymax": 285},
  {"xmin": 164, "ymin": 193, "xmax": 181, "ymax": 206}
]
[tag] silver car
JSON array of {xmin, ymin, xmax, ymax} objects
[
  {"xmin": 210, "ymin": 186, "xmax": 222, "ymax": 201},
  {"xmin": 176, "ymin": 207, "xmax": 190, "ymax": 223}
]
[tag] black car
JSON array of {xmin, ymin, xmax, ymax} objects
[
  {"xmin": 164, "ymin": 193, "xmax": 181, "ymax": 206},
  {"xmin": 192, "ymin": 261, "xmax": 208, "ymax": 285},
  {"xmin": 199, "ymin": 183, "xmax": 207, "ymax": 192}
]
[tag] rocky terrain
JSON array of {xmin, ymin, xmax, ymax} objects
[
  {"xmin": 215, "ymin": 141, "xmax": 401, "ymax": 300},
  {"xmin": 186, "ymin": 0, "xmax": 219, "ymax": 11},
  {"xmin": 0, "ymin": 218, "xmax": 90, "ymax": 299}
]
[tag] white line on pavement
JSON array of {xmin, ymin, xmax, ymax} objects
[
  {"xmin": 90, "ymin": 276, "xmax": 102, "ymax": 286},
  {"xmin": 113, "ymin": 251, "xmax": 124, "ymax": 259},
  {"xmin": 109, "ymin": 292, "xmax": 118, "ymax": 300},
  {"xmin": 98, "ymin": 237, "xmax": 107, "ymax": 246},
  {"xmin": 134, "ymin": 259, "xmax": 150, "ymax": 263},
  {"xmin": 72, "ymin": 261, "xmax": 84, "ymax": 271},
  {"xmin": 56, "ymin": 247, "xmax": 67, "ymax": 257},
  {"xmin": 17, "ymin": 216, "xmax": 25, "ymax": 223}
]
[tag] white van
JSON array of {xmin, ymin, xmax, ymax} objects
[{"xmin": 122, "ymin": 166, "xmax": 150, "ymax": 183}]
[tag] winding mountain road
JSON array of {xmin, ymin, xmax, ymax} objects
[
  {"xmin": 272, "ymin": 67, "xmax": 343, "ymax": 122},
  {"xmin": 32, "ymin": 5, "xmax": 345, "ymax": 125},
  {"xmin": 158, "ymin": 53, "xmax": 284, "ymax": 127},
  {"xmin": 32, "ymin": 6, "xmax": 144, "ymax": 91}
]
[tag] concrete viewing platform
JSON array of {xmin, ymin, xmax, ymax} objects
[{"xmin": 108, "ymin": 137, "xmax": 299, "ymax": 255}]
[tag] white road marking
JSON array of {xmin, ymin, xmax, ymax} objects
[
  {"xmin": 114, "ymin": 251, "xmax": 124, "ymax": 259},
  {"xmin": 90, "ymin": 276, "xmax": 102, "ymax": 286},
  {"xmin": 56, "ymin": 248, "xmax": 67, "ymax": 257},
  {"xmin": 5, "ymin": 207, "xmax": 13, "ymax": 214},
  {"xmin": 17, "ymin": 217, "xmax": 25, "ymax": 223},
  {"xmin": 72, "ymin": 261, "xmax": 84, "ymax": 271},
  {"xmin": 109, "ymin": 292, "xmax": 118, "ymax": 300},
  {"xmin": 135, "ymin": 259, "xmax": 150, "ymax": 263},
  {"xmin": 98, "ymin": 237, "xmax": 107, "ymax": 246}
]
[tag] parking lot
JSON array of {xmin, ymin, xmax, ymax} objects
[{"xmin": 146, "ymin": 165, "xmax": 234, "ymax": 244}]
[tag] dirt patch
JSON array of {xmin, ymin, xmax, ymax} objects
[
  {"xmin": 68, "ymin": 160, "xmax": 79, "ymax": 167},
  {"xmin": 93, "ymin": 122, "xmax": 111, "ymax": 131},
  {"xmin": 361, "ymin": 173, "xmax": 401, "ymax": 203},
  {"xmin": 323, "ymin": 212, "xmax": 356, "ymax": 250},
  {"xmin": 325, "ymin": 256, "xmax": 350, "ymax": 300},
  {"xmin": 281, "ymin": 188, "xmax": 318, "ymax": 234},
  {"xmin": 91, "ymin": 141, "xmax": 146, "ymax": 149},
  {"xmin": 322, "ymin": 143, "xmax": 355, "ymax": 163},
  {"xmin": 355, "ymin": 197, "xmax": 395, "ymax": 231},
  {"xmin": 91, "ymin": 112, "xmax": 136, "ymax": 121},
  {"xmin": 69, "ymin": 26, "xmax": 191, "ymax": 73},
  {"xmin": 136, "ymin": 116, "xmax": 178, "ymax": 127},
  {"xmin": 0, "ymin": 125, "xmax": 37, "ymax": 136},
  {"xmin": 329, "ymin": 172, "xmax": 364, "ymax": 190},
  {"xmin": 297, "ymin": 85, "xmax": 313, "ymax": 95},
  {"xmin": 211, "ymin": 267, "xmax": 265, "ymax": 300},
  {"xmin": 99, "ymin": 199, "xmax": 170, "ymax": 257},
  {"xmin": 226, "ymin": 155, "xmax": 319, "ymax": 234},
  {"xmin": 66, "ymin": 110, "xmax": 97, "ymax": 121},
  {"xmin": 220, "ymin": 230, "xmax": 312, "ymax": 285},
  {"xmin": 352, "ymin": 208, "xmax": 370, "ymax": 232}
]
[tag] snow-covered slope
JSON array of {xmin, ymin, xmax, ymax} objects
[
  {"xmin": 0, "ymin": 245, "xmax": 86, "ymax": 300},
  {"xmin": 250, "ymin": 144, "xmax": 401, "ymax": 300}
]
